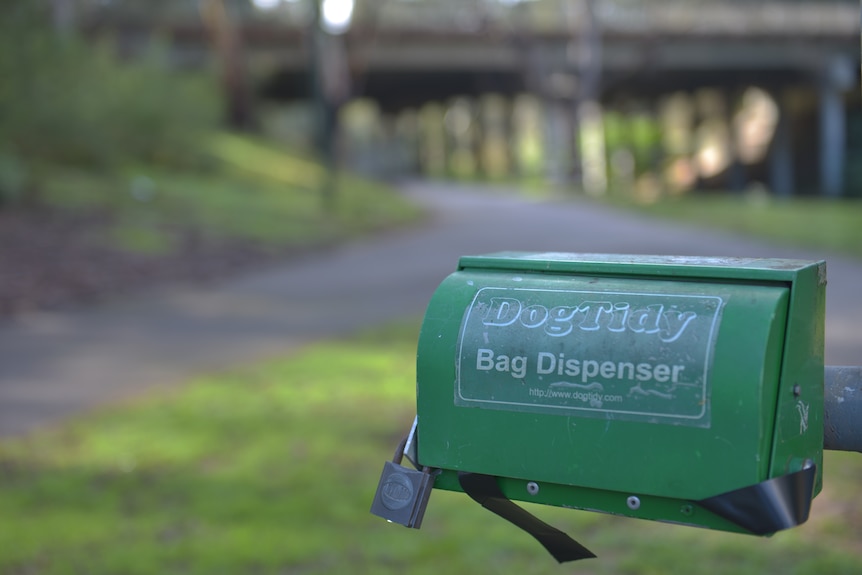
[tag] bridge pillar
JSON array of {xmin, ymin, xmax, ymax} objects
[
  {"xmin": 544, "ymin": 100, "xmax": 571, "ymax": 185},
  {"xmin": 818, "ymin": 55, "xmax": 855, "ymax": 197},
  {"xmin": 725, "ymin": 89, "xmax": 746, "ymax": 193},
  {"xmin": 579, "ymin": 100, "xmax": 608, "ymax": 195},
  {"xmin": 769, "ymin": 93, "xmax": 794, "ymax": 198}
]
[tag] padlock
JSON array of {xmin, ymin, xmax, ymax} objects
[{"xmin": 370, "ymin": 436, "xmax": 437, "ymax": 528}]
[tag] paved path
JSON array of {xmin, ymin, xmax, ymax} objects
[{"xmin": 2, "ymin": 181, "xmax": 860, "ymax": 436}]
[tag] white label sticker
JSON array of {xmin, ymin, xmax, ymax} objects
[{"xmin": 456, "ymin": 287, "xmax": 724, "ymax": 427}]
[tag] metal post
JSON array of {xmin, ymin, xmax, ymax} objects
[{"xmin": 823, "ymin": 366, "xmax": 862, "ymax": 453}]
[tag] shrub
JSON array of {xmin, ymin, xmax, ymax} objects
[{"xmin": 0, "ymin": 1, "xmax": 221, "ymax": 203}]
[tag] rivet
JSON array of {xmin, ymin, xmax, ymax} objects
[
  {"xmin": 680, "ymin": 504, "xmax": 694, "ymax": 516},
  {"xmin": 793, "ymin": 384, "xmax": 801, "ymax": 397},
  {"xmin": 526, "ymin": 481, "xmax": 540, "ymax": 496},
  {"xmin": 626, "ymin": 495, "xmax": 641, "ymax": 510}
]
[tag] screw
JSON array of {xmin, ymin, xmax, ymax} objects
[
  {"xmin": 526, "ymin": 482, "xmax": 540, "ymax": 496},
  {"xmin": 626, "ymin": 496, "xmax": 641, "ymax": 510},
  {"xmin": 680, "ymin": 504, "xmax": 694, "ymax": 516}
]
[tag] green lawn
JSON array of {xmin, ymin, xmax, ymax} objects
[
  {"xmin": 603, "ymin": 192, "xmax": 862, "ymax": 259},
  {"xmin": 1, "ymin": 321, "xmax": 860, "ymax": 574},
  {"xmin": 38, "ymin": 132, "xmax": 423, "ymax": 255}
]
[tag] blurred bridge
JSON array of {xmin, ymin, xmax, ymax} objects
[
  {"xmin": 84, "ymin": 0, "xmax": 860, "ymax": 196},
  {"xmin": 91, "ymin": 1, "xmax": 859, "ymax": 104}
]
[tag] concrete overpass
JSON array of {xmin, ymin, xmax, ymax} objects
[
  {"xmin": 253, "ymin": 27, "xmax": 857, "ymax": 107},
  {"xmin": 86, "ymin": 2, "xmax": 860, "ymax": 104},
  {"xmin": 84, "ymin": 1, "xmax": 860, "ymax": 195}
]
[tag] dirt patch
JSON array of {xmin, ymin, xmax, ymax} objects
[{"xmin": 0, "ymin": 207, "xmax": 312, "ymax": 318}]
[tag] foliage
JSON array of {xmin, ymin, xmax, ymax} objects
[
  {"xmin": 1, "ymin": 320, "xmax": 861, "ymax": 574},
  {"xmin": 0, "ymin": 0, "xmax": 221, "ymax": 203},
  {"xmin": 604, "ymin": 110, "xmax": 662, "ymax": 178}
]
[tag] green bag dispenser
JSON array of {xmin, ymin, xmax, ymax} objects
[{"xmin": 375, "ymin": 253, "xmax": 826, "ymax": 561}]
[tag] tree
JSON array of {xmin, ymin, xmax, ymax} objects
[{"xmin": 199, "ymin": 0, "xmax": 255, "ymax": 129}]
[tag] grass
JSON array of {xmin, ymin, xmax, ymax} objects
[
  {"xmin": 1, "ymin": 320, "xmax": 860, "ymax": 574},
  {"xmin": 37, "ymin": 132, "xmax": 423, "ymax": 254},
  {"xmin": 600, "ymin": 191, "xmax": 862, "ymax": 259}
]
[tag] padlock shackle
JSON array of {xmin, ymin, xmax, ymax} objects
[{"xmin": 393, "ymin": 435, "xmax": 409, "ymax": 465}]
